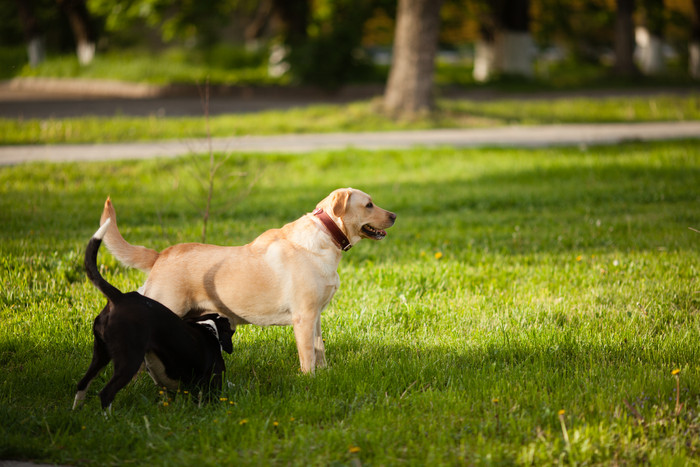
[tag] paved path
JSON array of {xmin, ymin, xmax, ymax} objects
[
  {"xmin": 2, "ymin": 79, "xmax": 699, "ymax": 166},
  {"xmin": 0, "ymin": 462, "xmax": 58, "ymax": 467},
  {"xmin": 0, "ymin": 78, "xmax": 382, "ymax": 118},
  {"xmin": 1, "ymin": 121, "xmax": 699, "ymax": 166}
]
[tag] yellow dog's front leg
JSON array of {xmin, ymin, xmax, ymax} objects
[
  {"xmin": 314, "ymin": 314, "xmax": 327, "ymax": 368},
  {"xmin": 293, "ymin": 310, "xmax": 318, "ymax": 373}
]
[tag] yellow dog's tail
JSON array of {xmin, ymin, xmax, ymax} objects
[{"xmin": 99, "ymin": 197, "xmax": 159, "ymax": 272}]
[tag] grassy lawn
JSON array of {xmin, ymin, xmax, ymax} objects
[
  {"xmin": 3, "ymin": 93, "xmax": 700, "ymax": 145},
  {"xmin": 1, "ymin": 141, "xmax": 699, "ymax": 465},
  {"xmin": 8, "ymin": 47, "xmax": 283, "ymax": 85}
]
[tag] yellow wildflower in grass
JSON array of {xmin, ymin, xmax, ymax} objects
[
  {"xmin": 290, "ymin": 417, "xmax": 295, "ymax": 422},
  {"xmin": 435, "ymin": 252, "xmax": 443, "ymax": 260},
  {"xmin": 576, "ymin": 255, "xmax": 583, "ymax": 262},
  {"xmin": 492, "ymin": 398, "xmax": 499, "ymax": 403},
  {"xmin": 162, "ymin": 401, "xmax": 169, "ymax": 407},
  {"xmin": 349, "ymin": 445, "xmax": 361, "ymax": 454},
  {"xmin": 220, "ymin": 397, "xmax": 227, "ymax": 401},
  {"xmin": 239, "ymin": 419, "xmax": 248, "ymax": 425},
  {"xmin": 273, "ymin": 421, "xmax": 279, "ymax": 427},
  {"xmin": 558, "ymin": 410, "xmax": 570, "ymax": 449},
  {"xmin": 673, "ymin": 369, "xmax": 683, "ymax": 415}
]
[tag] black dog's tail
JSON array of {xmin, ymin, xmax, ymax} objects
[{"xmin": 85, "ymin": 218, "xmax": 122, "ymax": 303}]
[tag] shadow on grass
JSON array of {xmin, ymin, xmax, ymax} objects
[
  {"xmin": 2, "ymin": 322, "xmax": 687, "ymax": 408},
  {"xmin": 1, "ymin": 304, "xmax": 695, "ymax": 462}
]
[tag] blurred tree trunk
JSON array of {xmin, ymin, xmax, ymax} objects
[
  {"xmin": 635, "ymin": 28, "xmax": 664, "ymax": 74},
  {"xmin": 691, "ymin": 0, "xmax": 700, "ymax": 79},
  {"xmin": 15, "ymin": 0, "xmax": 45, "ymax": 67},
  {"xmin": 259, "ymin": 0, "xmax": 309, "ymax": 78},
  {"xmin": 245, "ymin": 0, "xmax": 274, "ymax": 45},
  {"xmin": 384, "ymin": 0, "xmax": 443, "ymax": 116},
  {"xmin": 473, "ymin": 0, "xmax": 533, "ymax": 82},
  {"xmin": 273, "ymin": 0, "xmax": 309, "ymax": 46},
  {"xmin": 495, "ymin": 0, "xmax": 533, "ymax": 77},
  {"xmin": 636, "ymin": 0, "xmax": 665, "ymax": 75},
  {"xmin": 613, "ymin": 0, "xmax": 639, "ymax": 76},
  {"xmin": 473, "ymin": 22, "xmax": 496, "ymax": 82},
  {"xmin": 57, "ymin": 0, "xmax": 97, "ymax": 65}
]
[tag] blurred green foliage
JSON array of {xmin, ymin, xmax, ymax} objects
[{"xmin": 1, "ymin": 0, "xmax": 698, "ymax": 86}]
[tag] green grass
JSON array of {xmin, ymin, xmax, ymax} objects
[
  {"xmin": 3, "ymin": 93, "xmax": 700, "ymax": 145},
  {"xmin": 15, "ymin": 47, "xmax": 284, "ymax": 86},
  {"xmin": 0, "ymin": 46, "xmax": 28, "ymax": 80},
  {"xmin": 443, "ymin": 94, "xmax": 700, "ymax": 124},
  {"xmin": 1, "ymin": 141, "xmax": 700, "ymax": 464}
]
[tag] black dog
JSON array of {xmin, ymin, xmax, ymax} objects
[{"xmin": 73, "ymin": 219, "xmax": 234, "ymax": 411}]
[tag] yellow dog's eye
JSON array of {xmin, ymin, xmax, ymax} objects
[{"xmin": 366, "ymin": 202, "xmax": 373, "ymax": 208}]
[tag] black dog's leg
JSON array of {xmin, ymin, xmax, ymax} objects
[
  {"xmin": 207, "ymin": 371, "xmax": 223, "ymax": 398},
  {"xmin": 198, "ymin": 359, "xmax": 225, "ymax": 404},
  {"xmin": 210, "ymin": 357, "xmax": 225, "ymax": 393},
  {"xmin": 98, "ymin": 350, "xmax": 144, "ymax": 411},
  {"xmin": 73, "ymin": 336, "xmax": 111, "ymax": 409}
]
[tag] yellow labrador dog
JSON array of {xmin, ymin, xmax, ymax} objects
[{"xmin": 98, "ymin": 188, "xmax": 396, "ymax": 373}]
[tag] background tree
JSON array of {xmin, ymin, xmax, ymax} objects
[
  {"xmin": 473, "ymin": 0, "xmax": 534, "ymax": 81},
  {"xmin": 613, "ymin": 0, "xmax": 639, "ymax": 76},
  {"xmin": 88, "ymin": 0, "xmax": 237, "ymax": 45},
  {"xmin": 5, "ymin": 0, "xmax": 700, "ymax": 83},
  {"xmin": 384, "ymin": 0, "xmax": 444, "ymax": 116},
  {"xmin": 243, "ymin": 0, "xmax": 310, "ymax": 77},
  {"xmin": 244, "ymin": 0, "xmax": 309, "ymax": 47},
  {"xmin": 636, "ymin": 0, "xmax": 665, "ymax": 75},
  {"xmin": 272, "ymin": 0, "xmax": 310, "ymax": 46},
  {"xmin": 691, "ymin": 0, "xmax": 700, "ymax": 78},
  {"xmin": 285, "ymin": 0, "xmax": 375, "ymax": 86},
  {"xmin": 531, "ymin": 0, "xmax": 616, "ymax": 66},
  {"xmin": 496, "ymin": 0, "xmax": 534, "ymax": 76},
  {"xmin": 15, "ymin": 0, "xmax": 46, "ymax": 67},
  {"xmin": 57, "ymin": 0, "xmax": 97, "ymax": 64},
  {"xmin": 472, "ymin": 0, "xmax": 496, "ymax": 81}
]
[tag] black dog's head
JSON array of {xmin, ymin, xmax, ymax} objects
[{"xmin": 188, "ymin": 313, "xmax": 235, "ymax": 354}]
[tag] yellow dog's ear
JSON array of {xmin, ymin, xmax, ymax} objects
[{"xmin": 331, "ymin": 188, "xmax": 352, "ymax": 218}]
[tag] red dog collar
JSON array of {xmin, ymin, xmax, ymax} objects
[{"xmin": 313, "ymin": 208, "xmax": 352, "ymax": 251}]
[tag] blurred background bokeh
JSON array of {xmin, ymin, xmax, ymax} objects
[{"xmin": 2, "ymin": 0, "xmax": 698, "ymax": 97}]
